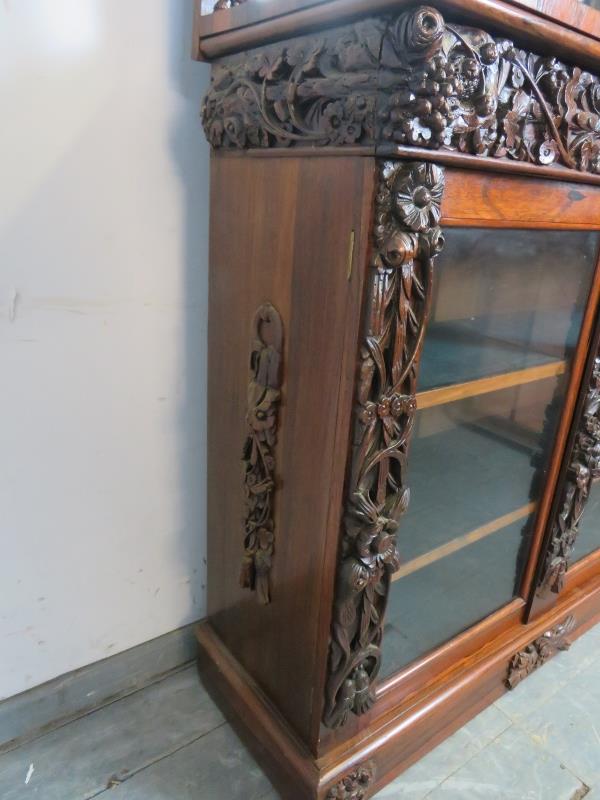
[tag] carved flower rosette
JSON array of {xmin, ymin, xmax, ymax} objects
[
  {"xmin": 326, "ymin": 762, "xmax": 376, "ymax": 800},
  {"xmin": 323, "ymin": 162, "xmax": 444, "ymax": 729}
]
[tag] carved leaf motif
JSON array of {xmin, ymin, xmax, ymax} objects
[
  {"xmin": 506, "ymin": 616, "xmax": 575, "ymax": 689},
  {"xmin": 323, "ymin": 162, "xmax": 444, "ymax": 730}
]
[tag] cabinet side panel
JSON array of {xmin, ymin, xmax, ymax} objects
[{"xmin": 206, "ymin": 154, "xmax": 374, "ymax": 747}]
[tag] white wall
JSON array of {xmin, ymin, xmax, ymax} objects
[{"xmin": 0, "ymin": 0, "xmax": 210, "ymax": 700}]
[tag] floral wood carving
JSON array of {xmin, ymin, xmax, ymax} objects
[
  {"xmin": 538, "ymin": 358, "xmax": 600, "ymax": 596},
  {"xmin": 213, "ymin": 0, "xmax": 247, "ymax": 10},
  {"xmin": 506, "ymin": 615, "xmax": 576, "ymax": 689},
  {"xmin": 240, "ymin": 303, "xmax": 283, "ymax": 605},
  {"xmin": 202, "ymin": 16, "xmax": 384, "ymax": 147},
  {"xmin": 201, "ymin": 5, "xmax": 600, "ymax": 175},
  {"xmin": 326, "ymin": 761, "xmax": 376, "ymax": 800},
  {"xmin": 322, "ymin": 161, "xmax": 445, "ymax": 729}
]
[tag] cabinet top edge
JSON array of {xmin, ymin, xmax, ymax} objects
[{"xmin": 193, "ymin": 0, "xmax": 600, "ymax": 65}]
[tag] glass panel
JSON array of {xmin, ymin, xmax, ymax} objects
[
  {"xmin": 382, "ymin": 228, "xmax": 599, "ymax": 679},
  {"xmin": 571, "ymin": 481, "xmax": 600, "ymax": 562}
]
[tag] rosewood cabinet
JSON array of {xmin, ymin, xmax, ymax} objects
[{"xmin": 193, "ymin": 1, "xmax": 600, "ymax": 797}]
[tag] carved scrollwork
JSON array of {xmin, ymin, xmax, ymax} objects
[
  {"xmin": 538, "ymin": 358, "xmax": 600, "ymax": 596},
  {"xmin": 240, "ymin": 303, "xmax": 283, "ymax": 605},
  {"xmin": 201, "ymin": 5, "xmax": 600, "ymax": 175},
  {"xmin": 322, "ymin": 162, "xmax": 445, "ymax": 729},
  {"xmin": 326, "ymin": 761, "xmax": 376, "ymax": 800},
  {"xmin": 506, "ymin": 616, "xmax": 575, "ymax": 689}
]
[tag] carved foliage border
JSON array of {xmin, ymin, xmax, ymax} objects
[
  {"xmin": 506, "ymin": 615, "xmax": 575, "ymax": 689},
  {"xmin": 322, "ymin": 161, "xmax": 445, "ymax": 729},
  {"xmin": 537, "ymin": 354, "xmax": 600, "ymax": 596},
  {"xmin": 202, "ymin": 5, "xmax": 600, "ymax": 176},
  {"xmin": 240, "ymin": 303, "xmax": 283, "ymax": 605}
]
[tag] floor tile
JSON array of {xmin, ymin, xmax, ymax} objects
[
  {"xmin": 374, "ymin": 704, "xmax": 511, "ymax": 799},
  {"xmin": 426, "ymin": 726, "xmax": 584, "ymax": 800},
  {"xmin": 105, "ymin": 724, "xmax": 274, "ymax": 800},
  {"xmin": 516, "ymin": 658, "xmax": 600, "ymax": 788},
  {"xmin": 0, "ymin": 666, "xmax": 223, "ymax": 800}
]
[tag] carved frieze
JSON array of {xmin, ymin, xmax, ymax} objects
[
  {"xmin": 506, "ymin": 616, "xmax": 575, "ymax": 689},
  {"xmin": 326, "ymin": 761, "xmax": 376, "ymax": 800},
  {"xmin": 538, "ymin": 357, "xmax": 600, "ymax": 596},
  {"xmin": 240, "ymin": 303, "xmax": 283, "ymax": 605},
  {"xmin": 322, "ymin": 161, "xmax": 445, "ymax": 729},
  {"xmin": 202, "ymin": 17, "xmax": 383, "ymax": 148},
  {"xmin": 201, "ymin": 5, "xmax": 600, "ymax": 176}
]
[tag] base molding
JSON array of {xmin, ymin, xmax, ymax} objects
[{"xmin": 196, "ymin": 574, "xmax": 600, "ymax": 799}]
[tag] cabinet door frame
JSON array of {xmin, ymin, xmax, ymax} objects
[{"xmin": 326, "ymin": 163, "xmax": 600, "ymax": 745}]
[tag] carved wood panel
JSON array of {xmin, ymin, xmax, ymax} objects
[
  {"xmin": 506, "ymin": 615, "xmax": 575, "ymax": 689},
  {"xmin": 537, "ymin": 355, "xmax": 600, "ymax": 596},
  {"xmin": 202, "ymin": 5, "xmax": 600, "ymax": 176},
  {"xmin": 322, "ymin": 161, "xmax": 445, "ymax": 729},
  {"xmin": 240, "ymin": 303, "xmax": 283, "ymax": 605},
  {"xmin": 326, "ymin": 761, "xmax": 376, "ymax": 800}
]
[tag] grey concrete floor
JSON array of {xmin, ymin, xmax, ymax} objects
[{"xmin": 2, "ymin": 624, "xmax": 600, "ymax": 799}]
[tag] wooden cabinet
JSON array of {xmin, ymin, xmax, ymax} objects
[{"xmin": 193, "ymin": 1, "xmax": 600, "ymax": 797}]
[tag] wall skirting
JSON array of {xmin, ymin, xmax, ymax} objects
[{"xmin": 0, "ymin": 622, "xmax": 200, "ymax": 754}]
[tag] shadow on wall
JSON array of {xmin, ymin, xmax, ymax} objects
[{"xmin": 168, "ymin": 4, "xmax": 211, "ymax": 622}]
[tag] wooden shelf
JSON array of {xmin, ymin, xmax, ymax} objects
[
  {"xmin": 417, "ymin": 360, "xmax": 566, "ymax": 410},
  {"xmin": 392, "ymin": 502, "xmax": 536, "ymax": 582}
]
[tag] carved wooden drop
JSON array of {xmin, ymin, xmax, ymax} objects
[
  {"xmin": 506, "ymin": 616, "xmax": 576, "ymax": 689},
  {"xmin": 240, "ymin": 303, "xmax": 283, "ymax": 605},
  {"xmin": 538, "ymin": 357, "xmax": 600, "ymax": 595},
  {"xmin": 326, "ymin": 761, "xmax": 376, "ymax": 800},
  {"xmin": 322, "ymin": 161, "xmax": 445, "ymax": 729}
]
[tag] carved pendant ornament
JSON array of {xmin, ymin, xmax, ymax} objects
[
  {"xmin": 326, "ymin": 761, "xmax": 376, "ymax": 800},
  {"xmin": 202, "ymin": 5, "xmax": 600, "ymax": 176},
  {"xmin": 506, "ymin": 616, "xmax": 575, "ymax": 689},
  {"xmin": 538, "ymin": 357, "xmax": 600, "ymax": 596},
  {"xmin": 322, "ymin": 161, "xmax": 445, "ymax": 729},
  {"xmin": 240, "ymin": 303, "xmax": 283, "ymax": 605}
]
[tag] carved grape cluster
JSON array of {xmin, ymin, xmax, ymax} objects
[{"xmin": 379, "ymin": 54, "xmax": 461, "ymax": 147}]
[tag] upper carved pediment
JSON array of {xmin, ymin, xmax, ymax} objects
[{"xmin": 201, "ymin": 5, "xmax": 600, "ymax": 176}]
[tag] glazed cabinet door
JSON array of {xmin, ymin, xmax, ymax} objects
[{"xmin": 375, "ymin": 167, "xmax": 600, "ymax": 682}]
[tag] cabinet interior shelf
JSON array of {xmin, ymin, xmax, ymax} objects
[
  {"xmin": 417, "ymin": 360, "xmax": 567, "ymax": 410},
  {"xmin": 392, "ymin": 502, "xmax": 536, "ymax": 582}
]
